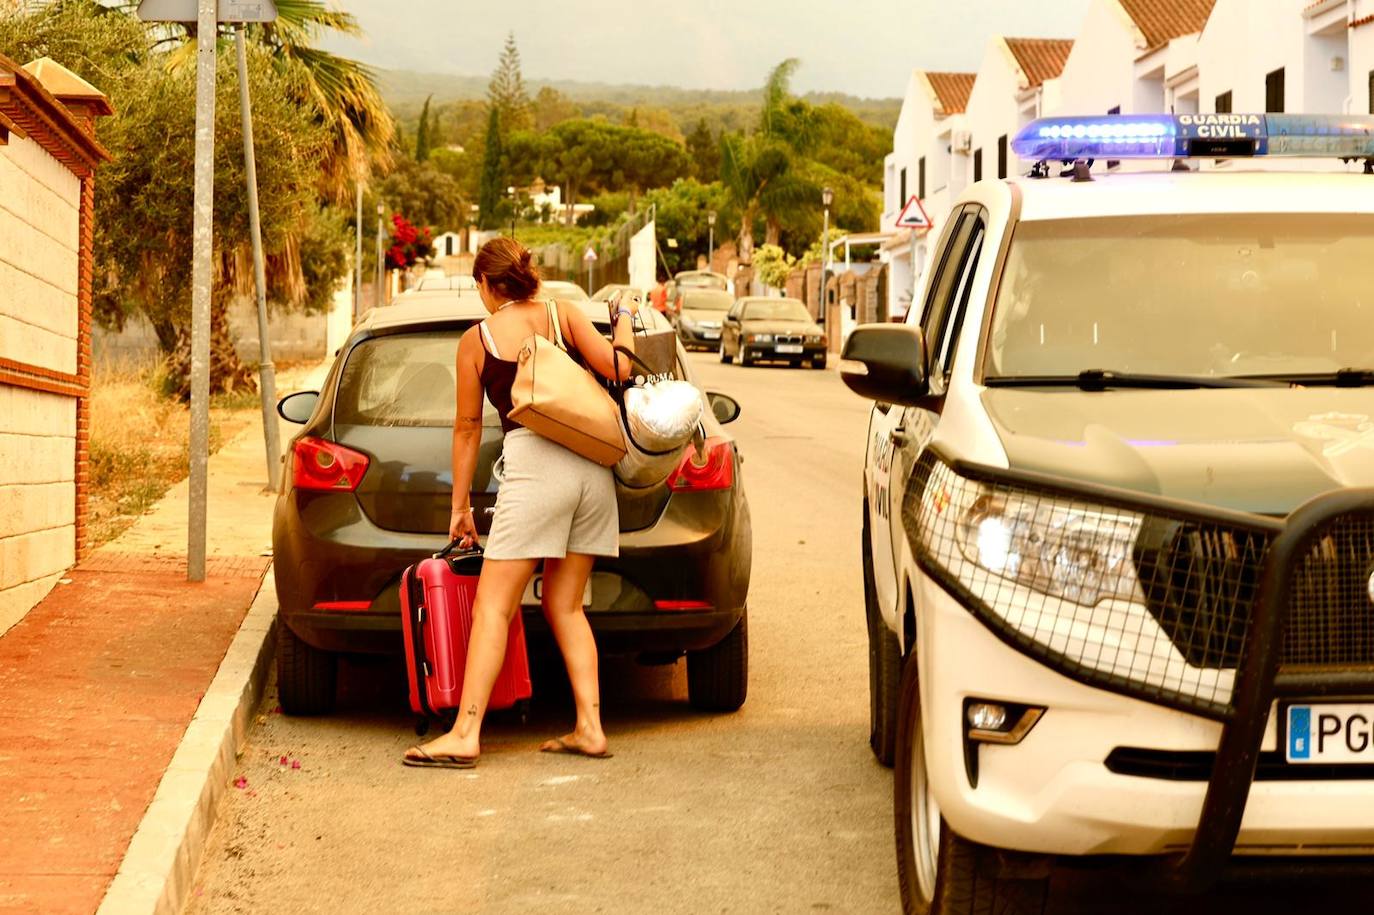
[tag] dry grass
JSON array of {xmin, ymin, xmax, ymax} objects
[{"xmin": 87, "ymin": 356, "xmax": 258, "ymax": 549}]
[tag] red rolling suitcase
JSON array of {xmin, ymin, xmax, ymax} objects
[{"xmin": 400, "ymin": 543, "xmax": 532, "ymax": 734}]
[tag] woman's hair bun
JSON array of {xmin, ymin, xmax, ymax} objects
[{"xmin": 474, "ymin": 236, "xmax": 541, "ymax": 301}]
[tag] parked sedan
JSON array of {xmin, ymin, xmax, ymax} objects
[
  {"xmin": 590, "ymin": 283, "xmax": 638, "ymax": 303},
  {"xmin": 674, "ymin": 288, "xmax": 733, "ymax": 350},
  {"xmin": 719, "ymin": 297, "xmax": 828, "ymax": 369},
  {"xmin": 271, "ymin": 297, "xmax": 752, "ymax": 716}
]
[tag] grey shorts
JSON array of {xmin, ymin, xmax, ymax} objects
[{"xmin": 485, "ymin": 429, "xmax": 620, "ymax": 560}]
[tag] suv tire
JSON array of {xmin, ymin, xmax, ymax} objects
[
  {"xmin": 277, "ymin": 623, "xmax": 337, "ymax": 715},
  {"xmin": 863, "ymin": 511, "xmax": 901, "ymax": 766},
  {"xmin": 687, "ymin": 610, "xmax": 748, "ymax": 711},
  {"xmin": 894, "ymin": 655, "xmax": 1050, "ymax": 914}
]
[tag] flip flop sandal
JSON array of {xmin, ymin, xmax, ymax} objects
[
  {"xmin": 402, "ymin": 746, "xmax": 479, "ymax": 769},
  {"xmin": 539, "ymin": 736, "xmax": 614, "ymax": 759}
]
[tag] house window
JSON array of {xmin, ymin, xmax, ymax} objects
[
  {"xmin": 1265, "ymin": 68, "xmax": 1285, "ymax": 113},
  {"xmin": 899, "ymin": 167, "xmax": 907, "ymax": 206},
  {"xmin": 918, "ymin": 157, "xmax": 926, "ymax": 199},
  {"xmin": 1215, "ymin": 91, "xmax": 1232, "ymax": 114},
  {"xmin": 973, "ymin": 148, "xmax": 982, "ymax": 182},
  {"xmin": 997, "ymin": 135, "xmax": 1007, "ymax": 179}
]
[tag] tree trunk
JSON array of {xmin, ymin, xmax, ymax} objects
[
  {"xmin": 565, "ymin": 181, "xmax": 579, "ymax": 226},
  {"xmin": 169, "ymin": 293, "xmax": 257, "ymax": 401},
  {"xmin": 150, "ymin": 317, "xmax": 180, "ymax": 356},
  {"xmin": 765, "ymin": 218, "xmax": 782, "ymax": 247}
]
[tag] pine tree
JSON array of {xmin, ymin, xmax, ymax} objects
[
  {"xmin": 487, "ymin": 31, "xmax": 531, "ymax": 135},
  {"xmin": 415, "ymin": 94, "xmax": 433, "ymax": 161},
  {"xmin": 477, "ymin": 106, "xmax": 505, "ymax": 230}
]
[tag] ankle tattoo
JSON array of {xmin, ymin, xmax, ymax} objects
[{"xmin": 467, "ymin": 704, "xmax": 478, "ymax": 717}]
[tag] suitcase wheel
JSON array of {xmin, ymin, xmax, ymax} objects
[{"xmin": 414, "ymin": 716, "xmax": 430, "ymax": 737}]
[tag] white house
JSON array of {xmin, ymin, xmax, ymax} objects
[
  {"xmin": 432, "ymin": 230, "xmax": 463, "ymax": 258},
  {"xmin": 966, "ymin": 37, "xmax": 1074, "ymax": 187},
  {"xmin": 880, "ymin": 70, "xmax": 973, "ymax": 319}
]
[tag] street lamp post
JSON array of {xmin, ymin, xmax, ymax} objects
[
  {"xmin": 375, "ymin": 202, "xmax": 385, "ymax": 307},
  {"xmin": 707, "ymin": 209, "xmax": 716, "ymax": 272},
  {"xmin": 821, "ymin": 186, "xmax": 834, "ymax": 324},
  {"xmin": 507, "ymin": 185, "xmax": 517, "ymax": 239}
]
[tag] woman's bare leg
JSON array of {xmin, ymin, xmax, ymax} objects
[
  {"xmin": 538, "ymin": 553, "xmax": 608, "ymax": 755},
  {"xmin": 408, "ymin": 557, "xmax": 537, "ymax": 761}
]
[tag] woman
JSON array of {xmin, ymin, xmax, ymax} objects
[{"xmin": 404, "ymin": 237, "xmax": 635, "ymax": 768}]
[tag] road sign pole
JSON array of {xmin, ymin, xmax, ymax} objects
[
  {"xmin": 187, "ymin": 0, "xmax": 216, "ymax": 583},
  {"xmin": 236, "ymin": 27, "xmax": 281, "ymax": 496}
]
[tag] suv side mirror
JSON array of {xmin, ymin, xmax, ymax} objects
[
  {"xmin": 277, "ymin": 390, "xmax": 320, "ymax": 424},
  {"xmin": 840, "ymin": 325, "xmax": 930, "ymax": 407}
]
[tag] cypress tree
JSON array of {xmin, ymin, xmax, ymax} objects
[
  {"xmin": 477, "ymin": 106, "xmax": 505, "ymax": 230},
  {"xmin": 415, "ymin": 94, "xmax": 433, "ymax": 161}
]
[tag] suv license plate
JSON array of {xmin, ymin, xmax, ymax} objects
[
  {"xmin": 776, "ymin": 344, "xmax": 803, "ymax": 354},
  {"xmin": 1286, "ymin": 703, "xmax": 1374, "ymax": 763},
  {"xmin": 521, "ymin": 574, "xmax": 592, "ymax": 609}
]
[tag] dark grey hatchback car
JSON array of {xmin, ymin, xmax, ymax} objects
[{"xmin": 272, "ymin": 293, "xmax": 752, "ymax": 716}]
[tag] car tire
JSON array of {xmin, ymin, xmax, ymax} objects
[
  {"xmin": 863, "ymin": 512, "xmax": 901, "ymax": 767},
  {"xmin": 720, "ymin": 343, "xmax": 733, "ymax": 364},
  {"xmin": 740, "ymin": 351, "xmax": 754, "ymax": 368},
  {"xmin": 687, "ymin": 610, "xmax": 748, "ymax": 712},
  {"xmin": 277, "ymin": 623, "xmax": 337, "ymax": 716},
  {"xmin": 894, "ymin": 655, "xmax": 1050, "ymax": 915},
  {"xmin": 812, "ymin": 355, "xmax": 828, "ymax": 370}
]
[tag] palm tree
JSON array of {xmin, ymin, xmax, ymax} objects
[{"xmin": 718, "ymin": 133, "xmax": 790, "ymax": 264}]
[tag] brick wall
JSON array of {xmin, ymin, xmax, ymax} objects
[{"xmin": 0, "ymin": 133, "xmax": 83, "ymax": 632}]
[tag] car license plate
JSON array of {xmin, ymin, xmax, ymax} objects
[
  {"xmin": 1286, "ymin": 703, "xmax": 1374, "ymax": 763},
  {"xmin": 702, "ymin": 330, "xmax": 720, "ymax": 340},
  {"xmin": 521, "ymin": 574, "xmax": 592, "ymax": 608},
  {"xmin": 776, "ymin": 344, "xmax": 803, "ymax": 354}
]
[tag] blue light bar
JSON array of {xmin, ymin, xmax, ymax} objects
[{"xmin": 1010, "ymin": 113, "xmax": 1374, "ymax": 161}]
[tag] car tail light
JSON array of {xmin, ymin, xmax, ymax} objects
[
  {"xmin": 668, "ymin": 437, "xmax": 733, "ymax": 492},
  {"xmin": 292, "ymin": 436, "xmax": 369, "ymax": 492}
]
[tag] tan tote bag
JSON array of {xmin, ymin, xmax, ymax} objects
[{"xmin": 508, "ymin": 299, "xmax": 627, "ymax": 467}]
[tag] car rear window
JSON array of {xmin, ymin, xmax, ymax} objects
[
  {"xmin": 681, "ymin": 291, "xmax": 731, "ymax": 311},
  {"xmin": 335, "ymin": 329, "xmax": 498, "ymax": 428}
]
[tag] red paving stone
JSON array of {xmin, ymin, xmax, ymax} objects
[{"xmin": 0, "ymin": 556, "xmax": 269, "ymax": 915}]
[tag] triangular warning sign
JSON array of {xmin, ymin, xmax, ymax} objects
[{"xmin": 895, "ymin": 196, "xmax": 932, "ymax": 230}]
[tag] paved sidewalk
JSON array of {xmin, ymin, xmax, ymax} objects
[{"xmin": 0, "ymin": 364, "xmax": 324, "ymax": 914}]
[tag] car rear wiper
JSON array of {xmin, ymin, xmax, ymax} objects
[
  {"xmin": 1241, "ymin": 368, "xmax": 1374, "ymax": 388},
  {"xmin": 984, "ymin": 369, "xmax": 1289, "ymax": 391}
]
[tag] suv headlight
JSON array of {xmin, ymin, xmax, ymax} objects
[
  {"xmin": 910, "ymin": 455, "xmax": 1246, "ymax": 716},
  {"xmin": 958, "ymin": 493, "xmax": 1142, "ymax": 606}
]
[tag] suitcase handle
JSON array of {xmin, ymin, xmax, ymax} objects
[{"xmin": 435, "ymin": 539, "xmax": 483, "ymax": 560}]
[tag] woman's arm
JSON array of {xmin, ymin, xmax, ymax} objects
[
  {"xmin": 449, "ymin": 328, "xmax": 485, "ymax": 545},
  {"xmin": 562, "ymin": 297, "xmax": 636, "ymax": 383}
]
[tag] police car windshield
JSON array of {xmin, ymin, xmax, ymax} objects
[{"xmin": 985, "ymin": 213, "xmax": 1374, "ymax": 381}]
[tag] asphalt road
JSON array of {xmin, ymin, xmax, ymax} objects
[{"xmin": 186, "ymin": 352, "xmax": 897, "ymax": 914}]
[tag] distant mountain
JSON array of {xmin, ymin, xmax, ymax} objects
[{"xmin": 378, "ymin": 68, "xmax": 901, "ymax": 130}]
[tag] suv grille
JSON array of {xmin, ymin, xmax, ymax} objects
[
  {"xmin": 1284, "ymin": 512, "xmax": 1374, "ymax": 667},
  {"xmin": 1140, "ymin": 513, "xmax": 1374, "ymax": 670}
]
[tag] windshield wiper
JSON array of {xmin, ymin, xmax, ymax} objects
[
  {"xmin": 985, "ymin": 369, "xmax": 1289, "ymax": 391},
  {"xmin": 1242, "ymin": 368, "xmax": 1374, "ymax": 388}
]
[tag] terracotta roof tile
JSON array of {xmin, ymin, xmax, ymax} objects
[
  {"xmin": 924, "ymin": 72, "xmax": 975, "ymax": 115},
  {"xmin": 1116, "ymin": 0, "xmax": 1217, "ymax": 50},
  {"xmin": 1002, "ymin": 38, "xmax": 1074, "ymax": 88}
]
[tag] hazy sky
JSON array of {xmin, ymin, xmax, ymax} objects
[{"xmin": 322, "ymin": 1, "xmax": 1093, "ymax": 99}]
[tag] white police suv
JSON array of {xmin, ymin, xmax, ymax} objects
[{"xmin": 844, "ymin": 114, "xmax": 1374, "ymax": 913}]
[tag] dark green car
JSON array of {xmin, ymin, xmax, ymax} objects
[
  {"xmin": 719, "ymin": 297, "xmax": 828, "ymax": 369},
  {"xmin": 272, "ymin": 295, "xmax": 752, "ymax": 716}
]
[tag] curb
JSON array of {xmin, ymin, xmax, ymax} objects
[{"xmin": 97, "ymin": 568, "xmax": 278, "ymax": 915}]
